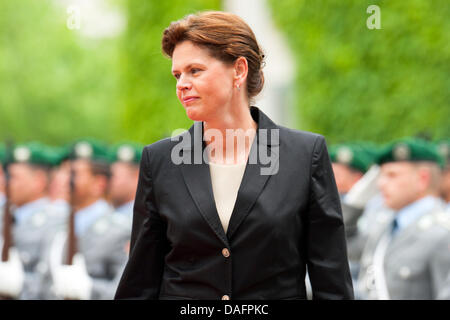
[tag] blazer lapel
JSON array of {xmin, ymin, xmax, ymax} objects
[
  {"xmin": 226, "ymin": 107, "xmax": 280, "ymax": 240},
  {"xmin": 180, "ymin": 121, "xmax": 229, "ymax": 246}
]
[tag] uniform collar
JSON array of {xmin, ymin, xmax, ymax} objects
[
  {"xmin": 14, "ymin": 197, "xmax": 50, "ymax": 225},
  {"xmin": 116, "ymin": 200, "xmax": 134, "ymax": 216},
  {"xmin": 50, "ymin": 199, "xmax": 70, "ymax": 213},
  {"xmin": 394, "ymin": 196, "xmax": 445, "ymax": 232},
  {"xmin": 0, "ymin": 193, "xmax": 5, "ymax": 208},
  {"xmin": 75, "ymin": 199, "xmax": 111, "ymax": 236}
]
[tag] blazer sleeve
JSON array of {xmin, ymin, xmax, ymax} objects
[
  {"xmin": 114, "ymin": 147, "xmax": 169, "ymax": 299},
  {"xmin": 305, "ymin": 135, "xmax": 354, "ymax": 299}
]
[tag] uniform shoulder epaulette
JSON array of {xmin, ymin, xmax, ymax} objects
[
  {"xmin": 31, "ymin": 210, "xmax": 49, "ymax": 227},
  {"xmin": 111, "ymin": 213, "xmax": 129, "ymax": 226},
  {"xmin": 417, "ymin": 214, "xmax": 434, "ymax": 230},
  {"xmin": 92, "ymin": 213, "xmax": 112, "ymax": 235},
  {"xmin": 434, "ymin": 211, "xmax": 450, "ymax": 231}
]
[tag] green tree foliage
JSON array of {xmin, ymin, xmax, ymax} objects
[
  {"xmin": 118, "ymin": 0, "xmax": 221, "ymax": 144},
  {"xmin": 0, "ymin": 0, "xmax": 121, "ymax": 145},
  {"xmin": 268, "ymin": 0, "xmax": 449, "ymax": 143}
]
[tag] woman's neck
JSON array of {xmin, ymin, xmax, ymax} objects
[{"xmin": 203, "ymin": 104, "xmax": 257, "ymax": 165}]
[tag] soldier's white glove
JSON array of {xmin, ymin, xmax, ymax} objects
[
  {"xmin": 344, "ymin": 165, "xmax": 380, "ymax": 209},
  {"xmin": 0, "ymin": 247, "xmax": 25, "ymax": 298},
  {"xmin": 52, "ymin": 253, "xmax": 92, "ymax": 300}
]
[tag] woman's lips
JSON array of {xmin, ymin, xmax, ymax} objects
[{"xmin": 183, "ymin": 96, "xmax": 199, "ymax": 105}]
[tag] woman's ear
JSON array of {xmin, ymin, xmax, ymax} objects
[{"xmin": 234, "ymin": 56, "xmax": 248, "ymax": 87}]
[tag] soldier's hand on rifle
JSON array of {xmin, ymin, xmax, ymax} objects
[
  {"xmin": 51, "ymin": 253, "xmax": 92, "ymax": 300},
  {"xmin": 0, "ymin": 247, "xmax": 25, "ymax": 298}
]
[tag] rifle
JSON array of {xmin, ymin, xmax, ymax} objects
[
  {"xmin": 65, "ymin": 162, "xmax": 77, "ymax": 265},
  {"xmin": 1, "ymin": 141, "xmax": 13, "ymax": 262}
]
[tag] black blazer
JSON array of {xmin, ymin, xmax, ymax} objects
[{"xmin": 115, "ymin": 106, "xmax": 354, "ymax": 300}]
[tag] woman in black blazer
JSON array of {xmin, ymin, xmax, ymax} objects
[{"xmin": 115, "ymin": 11, "xmax": 353, "ymax": 300}]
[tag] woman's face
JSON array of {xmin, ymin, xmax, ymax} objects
[{"xmin": 171, "ymin": 41, "xmax": 236, "ymax": 122}]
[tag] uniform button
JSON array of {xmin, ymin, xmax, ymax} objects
[
  {"xmin": 222, "ymin": 295, "xmax": 230, "ymax": 300},
  {"xmin": 222, "ymin": 248, "xmax": 230, "ymax": 258}
]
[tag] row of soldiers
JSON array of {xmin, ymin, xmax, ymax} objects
[
  {"xmin": 328, "ymin": 138, "xmax": 450, "ymax": 299},
  {"xmin": 0, "ymin": 139, "xmax": 142, "ymax": 299}
]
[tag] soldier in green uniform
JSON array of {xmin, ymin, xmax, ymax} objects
[
  {"xmin": 48, "ymin": 145, "xmax": 71, "ymax": 213},
  {"xmin": 329, "ymin": 143, "xmax": 380, "ymax": 292},
  {"xmin": 329, "ymin": 143, "xmax": 373, "ymax": 196},
  {"xmin": 357, "ymin": 138, "xmax": 450, "ymax": 299},
  {"xmin": 108, "ymin": 142, "xmax": 143, "ymax": 219},
  {"xmin": 329, "ymin": 143, "xmax": 380, "ymax": 232},
  {"xmin": 0, "ymin": 144, "xmax": 5, "ymax": 207},
  {"xmin": 0, "ymin": 142, "xmax": 66, "ymax": 299},
  {"xmin": 436, "ymin": 140, "xmax": 450, "ymax": 210},
  {"xmin": 48, "ymin": 139, "xmax": 131, "ymax": 300}
]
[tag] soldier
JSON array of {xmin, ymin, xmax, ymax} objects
[
  {"xmin": 329, "ymin": 143, "xmax": 380, "ymax": 232},
  {"xmin": 328, "ymin": 143, "xmax": 380, "ymax": 286},
  {"xmin": 0, "ymin": 143, "xmax": 5, "ymax": 207},
  {"xmin": 108, "ymin": 142, "xmax": 142, "ymax": 219},
  {"xmin": 48, "ymin": 145, "xmax": 71, "ymax": 214},
  {"xmin": 357, "ymin": 138, "xmax": 450, "ymax": 299},
  {"xmin": 49, "ymin": 139, "xmax": 130, "ymax": 300},
  {"xmin": 0, "ymin": 142, "xmax": 66, "ymax": 299},
  {"xmin": 436, "ymin": 140, "xmax": 450, "ymax": 210},
  {"xmin": 329, "ymin": 143, "xmax": 373, "ymax": 196}
]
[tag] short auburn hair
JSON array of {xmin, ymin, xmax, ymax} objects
[{"xmin": 162, "ymin": 11, "xmax": 265, "ymax": 99}]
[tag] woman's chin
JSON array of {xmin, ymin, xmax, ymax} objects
[{"xmin": 185, "ymin": 107, "xmax": 203, "ymax": 121}]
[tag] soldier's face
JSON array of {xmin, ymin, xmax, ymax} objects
[
  {"xmin": 440, "ymin": 166, "xmax": 450, "ymax": 202},
  {"xmin": 72, "ymin": 159, "xmax": 97, "ymax": 204},
  {"xmin": 377, "ymin": 162, "xmax": 422, "ymax": 210},
  {"xmin": 48, "ymin": 160, "xmax": 70, "ymax": 202},
  {"xmin": 332, "ymin": 163, "xmax": 363, "ymax": 194},
  {"xmin": 9, "ymin": 163, "xmax": 47, "ymax": 207},
  {"xmin": 172, "ymin": 40, "xmax": 236, "ymax": 122},
  {"xmin": 109, "ymin": 162, "xmax": 139, "ymax": 207},
  {"xmin": 71, "ymin": 159, "xmax": 108, "ymax": 207},
  {"xmin": 0, "ymin": 166, "xmax": 4, "ymax": 193}
]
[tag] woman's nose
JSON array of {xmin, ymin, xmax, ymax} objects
[{"xmin": 176, "ymin": 75, "xmax": 192, "ymax": 91}]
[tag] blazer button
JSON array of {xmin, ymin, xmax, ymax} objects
[
  {"xmin": 222, "ymin": 295, "xmax": 230, "ymax": 300},
  {"xmin": 222, "ymin": 248, "xmax": 230, "ymax": 258}
]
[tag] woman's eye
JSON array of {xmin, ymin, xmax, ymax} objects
[
  {"xmin": 191, "ymin": 68, "xmax": 201, "ymax": 74},
  {"xmin": 174, "ymin": 74, "xmax": 180, "ymax": 80}
]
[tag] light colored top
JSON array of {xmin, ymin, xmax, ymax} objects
[{"xmin": 209, "ymin": 161, "xmax": 247, "ymax": 233}]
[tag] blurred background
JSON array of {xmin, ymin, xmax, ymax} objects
[{"xmin": 0, "ymin": 0, "xmax": 448, "ymax": 146}]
